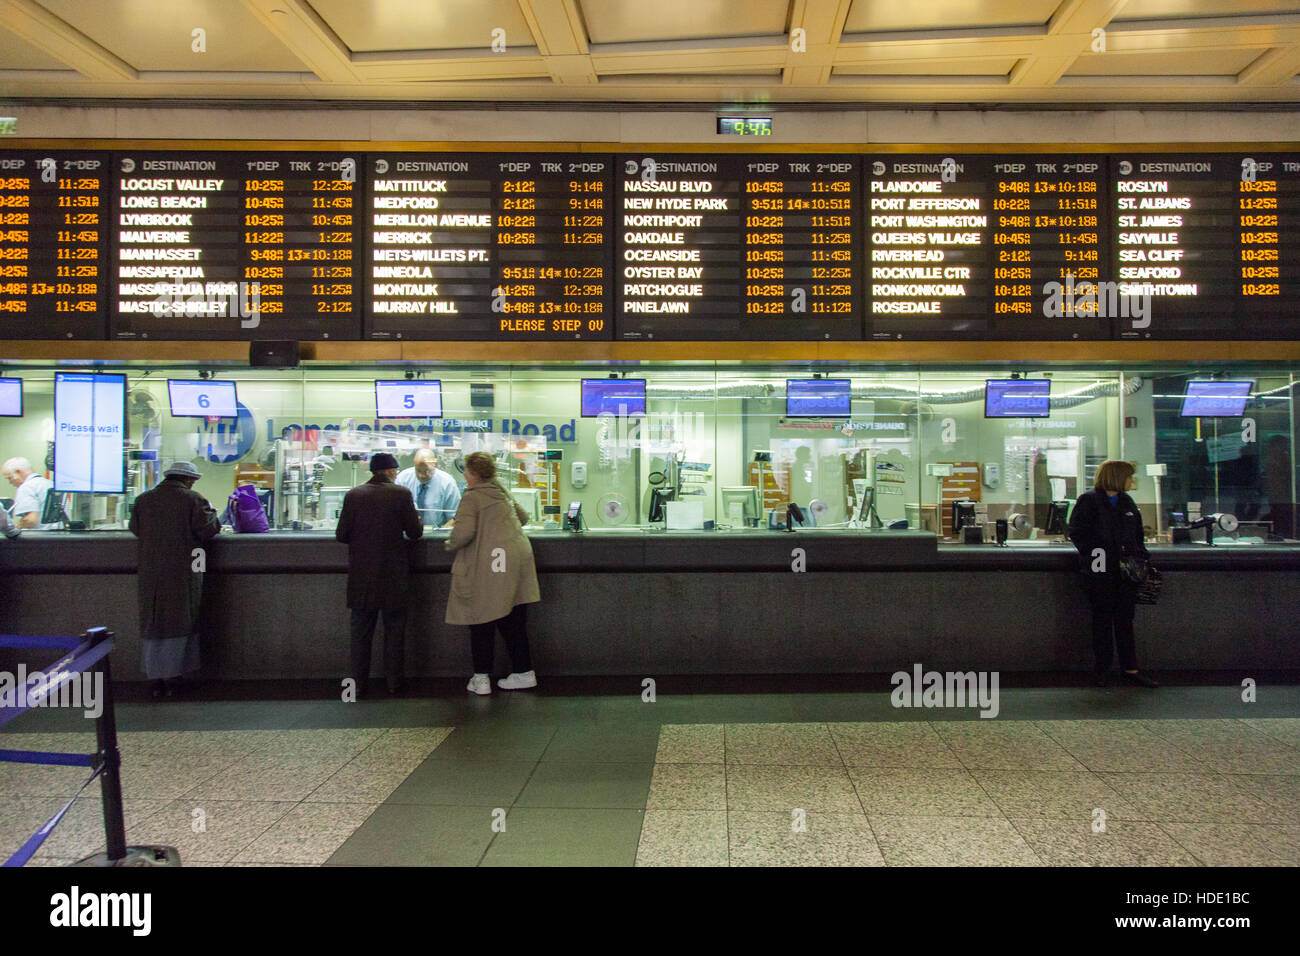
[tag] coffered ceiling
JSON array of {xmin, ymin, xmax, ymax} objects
[{"xmin": 3, "ymin": 0, "xmax": 1300, "ymax": 105}]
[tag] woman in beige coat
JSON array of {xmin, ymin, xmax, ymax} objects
[{"xmin": 445, "ymin": 452, "xmax": 541, "ymax": 695}]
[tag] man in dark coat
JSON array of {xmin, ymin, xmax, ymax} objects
[
  {"xmin": 128, "ymin": 460, "xmax": 221, "ymax": 699},
  {"xmin": 336, "ymin": 452, "xmax": 423, "ymax": 696}
]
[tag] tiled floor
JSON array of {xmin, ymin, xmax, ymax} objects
[
  {"xmin": 1, "ymin": 686, "xmax": 1297, "ymax": 866},
  {"xmin": 0, "ymin": 727, "xmax": 451, "ymax": 865}
]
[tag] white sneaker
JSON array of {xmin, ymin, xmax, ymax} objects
[
  {"xmin": 466, "ymin": 674, "xmax": 492, "ymax": 695},
  {"xmin": 497, "ymin": 670, "xmax": 537, "ymax": 690}
]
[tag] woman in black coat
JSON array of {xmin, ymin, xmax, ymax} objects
[{"xmin": 1066, "ymin": 459, "xmax": 1159, "ymax": 688}]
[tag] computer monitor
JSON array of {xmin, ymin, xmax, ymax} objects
[
  {"xmin": 858, "ymin": 486, "xmax": 881, "ymax": 526},
  {"xmin": 720, "ymin": 485, "xmax": 760, "ymax": 526},
  {"xmin": 952, "ymin": 500, "xmax": 977, "ymax": 534},
  {"xmin": 648, "ymin": 487, "xmax": 674, "ymax": 522},
  {"xmin": 168, "ymin": 379, "xmax": 238, "ymax": 417},
  {"xmin": 512, "ymin": 488, "xmax": 540, "ymax": 525},
  {"xmin": 0, "ymin": 377, "xmax": 22, "ymax": 417},
  {"xmin": 985, "ymin": 379, "xmax": 1051, "ymax": 418},
  {"xmin": 581, "ymin": 378, "xmax": 646, "ymax": 417},
  {"xmin": 786, "ymin": 379, "xmax": 851, "ymax": 418},
  {"xmin": 1044, "ymin": 500, "xmax": 1071, "ymax": 535},
  {"xmin": 375, "ymin": 380, "xmax": 443, "ymax": 419},
  {"xmin": 1180, "ymin": 380, "xmax": 1252, "ymax": 418}
]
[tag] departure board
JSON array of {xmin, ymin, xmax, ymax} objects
[
  {"xmin": 110, "ymin": 151, "xmax": 362, "ymax": 340},
  {"xmin": 867, "ymin": 155, "xmax": 1110, "ymax": 340},
  {"xmin": 1113, "ymin": 153, "xmax": 1300, "ymax": 340},
  {"xmin": 2, "ymin": 144, "xmax": 1300, "ymax": 344},
  {"xmin": 1111, "ymin": 154, "xmax": 1237, "ymax": 340},
  {"xmin": 616, "ymin": 155, "xmax": 861, "ymax": 340},
  {"xmin": 0, "ymin": 150, "xmax": 108, "ymax": 339},
  {"xmin": 1233, "ymin": 153, "xmax": 1300, "ymax": 340},
  {"xmin": 365, "ymin": 153, "xmax": 613, "ymax": 340}
]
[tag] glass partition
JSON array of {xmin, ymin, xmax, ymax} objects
[{"xmin": 0, "ymin": 361, "xmax": 1293, "ymax": 541}]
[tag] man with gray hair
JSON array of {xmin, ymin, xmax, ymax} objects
[{"xmin": 2, "ymin": 456, "xmax": 57, "ymax": 530}]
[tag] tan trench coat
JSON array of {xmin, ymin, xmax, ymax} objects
[{"xmin": 444, "ymin": 481, "xmax": 540, "ymax": 625}]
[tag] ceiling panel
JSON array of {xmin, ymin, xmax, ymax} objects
[
  {"xmin": 34, "ymin": 0, "xmax": 307, "ymax": 71},
  {"xmin": 307, "ymin": 0, "xmax": 535, "ymax": 53},
  {"xmin": 835, "ymin": 57, "xmax": 1019, "ymax": 76},
  {"xmin": 581, "ymin": 0, "xmax": 789, "ymax": 43},
  {"xmin": 1115, "ymin": 0, "xmax": 1300, "ymax": 20},
  {"xmin": 2, "ymin": 0, "xmax": 1300, "ymax": 105},
  {"xmin": 0, "ymin": 25, "xmax": 72, "ymax": 69},
  {"xmin": 1066, "ymin": 47, "xmax": 1265, "ymax": 75},
  {"xmin": 844, "ymin": 0, "xmax": 1060, "ymax": 33}
]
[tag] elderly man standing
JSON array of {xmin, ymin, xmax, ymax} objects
[
  {"xmin": 128, "ymin": 460, "xmax": 221, "ymax": 699},
  {"xmin": 336, "ymin": 452, "xmax": 423, "ymax": 697},
  {"xmin": 2, "ymin": 457, "xmax": 57, "ymax": 530},
  {"xmin": 395, "ymin": 447, "xmax": 461, "ymax": 527}
]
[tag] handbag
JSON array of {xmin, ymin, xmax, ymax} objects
[
  {"xmin": 226, "ymin": 484, "xmax": 270, "ymax": 533},
  {"xmin": 1119, "ymin": 555, "xmax": 1163, "ymax": 605}
]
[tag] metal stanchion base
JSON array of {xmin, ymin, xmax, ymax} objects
[{"xmin": 72, "ymin": 846, "xmax": 181, "ymax": 867}]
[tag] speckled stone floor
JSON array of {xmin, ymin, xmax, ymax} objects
[{"xmin": 2, "ymin": 686, "xmax": 1297, "ymax": 866}]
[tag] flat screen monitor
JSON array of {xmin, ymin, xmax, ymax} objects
[
  {"xmin": 167, "ymin": 379, "xmax": 238, "ymax": 417},
  {"xmin": 1045, "ymin": 500, "xmax": 1071, "ymax": 535},
  {"xmin": 786, "ymin": 378, "xmax": 851, "ymax": 418},
  {"xmin": 721, "ymin": 485, "xmax": 760, "ymax": 525},
  {"xmin": 1180, "ymin": 380, "xmax": 1252, "ymax": 417},
  {"xmin": 0, "ymin": 377, "xmax": 21, "ymax": 417},
  {"xmin": 581, "ymin": 378, "xmax": 646, "ymax": 417},
  {"xmin": 512, "ymin": 488, "xmax": 540, "ymax": 525},
  {"xmin": 648, "ymin": 487, "xmax": 673, "ymax": 522},
  {"xmin": 54, "ymin": 372, "xmax": 126, "ymax": 493},
  {"xmin": 375, "ymin": 380, "xmax": 443, "ymax": 419},
  {"xmin": 952, "ymin": 500, "xmax": 977, "ymax": 534},
  {"xmin": 985, "ymin": 379, "xmax": 1051, "ymax": 418}
]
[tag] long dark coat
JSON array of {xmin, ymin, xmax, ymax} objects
[
  {"xmin": 336, "ymin": 475, "xmax": 423, "ymax": 609},
  {"xmin": 128, "ymin": 477, "xmax": 221, "ymax": 641},
  {"xmin": 1067, "ymin": 488, "xmax": 1149, "ymax": 573}
]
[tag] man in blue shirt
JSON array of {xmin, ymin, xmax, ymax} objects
[
  {"xmin": 3, "ymin": 457, "xmax": 57, "ymax": 530},
  {"xmin": 395, "ymin": 448, "xmax": 461, "ymax": 527}
]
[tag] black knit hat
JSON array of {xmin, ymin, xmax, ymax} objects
[{"xmin": 369, "ymin": 452, "xmax": 399, "ymax": 472}]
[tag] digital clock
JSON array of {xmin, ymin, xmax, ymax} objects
[{"xmin": 717, "ymin": 117, "xmax": 773, "ymax": 136}]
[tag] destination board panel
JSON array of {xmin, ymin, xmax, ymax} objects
[
  {"xmin": 1110, "ymin": 154, "xmax": 1238, "ymax": 340},
  {"xmin": 1113, "ymin": 153, "xmax": 1300, "ymax": 340},
  {"xmin": 616, "ymin": 154, "xmax": 862, "ymax": 340},
  {"xmin": 1233, "ymin": 153, "xmax": 1300, "ymax": 340},
  {"xmin": 866, "ymin": 155, "xmax": 1111, "ymax": 340},
  {"xmin": 364, "ymin": 153, "xmax": 613, "ymax": 340},
  {"xmin": 0, "ymin": 150, "xmax": 108, "ymax": 339},
  {"xmin": 110, "ymin": 151, "xmax": 362, "ymax": 340}
]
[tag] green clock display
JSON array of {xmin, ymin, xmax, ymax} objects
[{"xmin": 717, "ymin": 117, "xmax": 773, "ymax": 136}]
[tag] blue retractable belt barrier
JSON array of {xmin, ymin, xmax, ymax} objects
[
  {"xmin": 0, "ymin": 749, "xmax": 95, "ymax": 767},
  {"xmin": 0, "ymin": 637, "xmax": 114, "ymax": 731},
  {"xmin": 0, "ymin": 630, "xmax": 121, "ymax": 865},
  {"xmin": 0, "ymin": 634, "xmax": 82, "ymax": 651},
  {"xmin": 3, "ymin": 765, "xmax": 104, "ymax": 867}
]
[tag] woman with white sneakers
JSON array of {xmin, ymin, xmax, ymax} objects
[{"xmin": 445, "ymin": 452, "xmax": 541, "ymax": 694}]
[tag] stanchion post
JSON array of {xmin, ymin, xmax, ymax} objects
[{"xmin": 87, "ymin": 627, "xmax": 126, "ymax": 862}]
